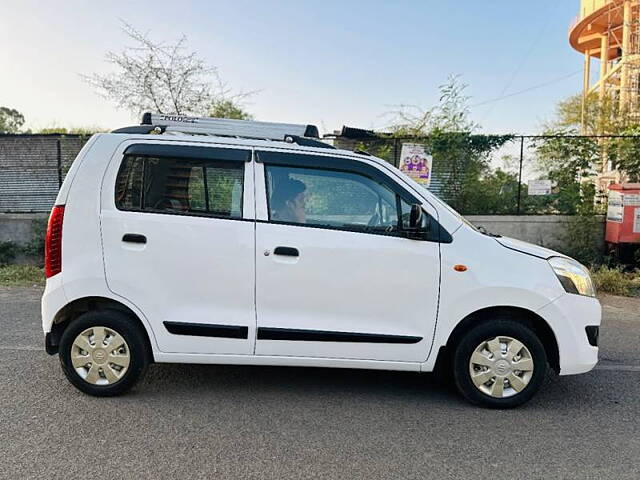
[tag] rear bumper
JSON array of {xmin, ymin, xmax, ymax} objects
[
  {"xmin": 41, "ymin": 275, "xmax": 66, "ymax": 334},
  {"xmin": 537, "ymin": 294, "xmax": 601, "ymax": 375},
  {"xmin": 42, "ymin": 276, "xmax": 67, "ymax": 355}
]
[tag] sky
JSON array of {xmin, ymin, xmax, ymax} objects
[{"xmin": 0, "ymin": 0, "xmax": 583, "ymax": 135}]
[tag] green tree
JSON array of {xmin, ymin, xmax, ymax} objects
[
  {"xmin": 462, "ymin": 168, "xmax": 520, "ymax": 215},
  {"xmin": 208, "ymin": 99, "xmax": 252, "ymax": 120},
  {"xmin": 382, "ymin": 75, "xmax": 514, "ymax": 213},
  {"xmin": 0, "ymin": 107, "xmax": 25, "ymax": 133},
  {"xmin": 83, "ymin": 20, "xmax": 253, "ymax": 117},
  {"xmin": 37, "ymin": 126, "xmax": 108, "ymax": 135},
  {"xmin": 548, "ymin": 91, "xmax": 640, "ymax": 184},
  {"xmin": 426, "ymin": 130, "xmax": 513, "ymax": 212},
  {"xmin": 388, "ymin": 74, "xmax": 478, "ymax": 135},
  {"xmin": 555, "ymin": 92, "xmax": 625, "ymax": 136},
  {"xmin": 610, "ymin": 125, "xmax": 640, "ymax": 181},
  {"xmin": 532, "ymin": 129, "xmax": 600, "ymax": 214}
]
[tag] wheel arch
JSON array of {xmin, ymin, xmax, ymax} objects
[
  {"xmin": 47, "ymin": 296, "xmax": 154, "ymax": 360},
  {"xmin": 434, "ymin": 305, "xmax": 560, "ymax": 375}
]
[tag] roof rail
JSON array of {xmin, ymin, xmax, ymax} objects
[
  {"xmin": 112, "ymin": 113, "xmax": 336, "ymax": 149},
  {"xmin": 141, "ymin": 112, "xmax": 320, "ymax": 140}
]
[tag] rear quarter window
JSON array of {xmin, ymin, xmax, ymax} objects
[{"xmin": 115, "ymin": 155, "xmax": 244, "ymax": 218}]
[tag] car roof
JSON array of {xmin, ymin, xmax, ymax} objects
[{"xmin": 104, "ymin": 131, "xmax": 377, "ymax": 163}]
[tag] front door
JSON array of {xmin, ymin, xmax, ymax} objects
[
  {"xmin": 254, "ymin": 151, "xmax": 440, "ymax": 362},
  {"xmin": 101, "ymin": 142, "xmax": 256, "ymax": 355}
]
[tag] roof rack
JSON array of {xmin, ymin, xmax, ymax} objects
[
  {"xmin": 112, "ymin": 113, "xmax": 335, "ymax": 149},
  {"xmin": 142, "ymin": 112, "xmax": 320, "ymax": 138}
]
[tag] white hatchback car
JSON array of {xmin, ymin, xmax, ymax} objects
[{"xmin": 42, "ymin": 114, "xmax": 600, "ymax": 408}]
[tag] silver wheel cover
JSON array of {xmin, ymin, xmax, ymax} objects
[
  {"xmin": 469, "ymin": 336, "xmax": 534, "ymax": 398},
  {"xmin": 70, "ymin": 326, "xmax": 131, "ymax": 385}
]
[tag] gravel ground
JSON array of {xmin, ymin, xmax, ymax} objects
[{"xmin": 1, "ymin": 287, "xmax": 639, "ymax": 479}]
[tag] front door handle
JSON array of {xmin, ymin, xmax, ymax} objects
[
  {"xmin": 122, "ymin": 233, "xmax": 147, "ymax": 244},
  {"xmin": 274, "ymin": 246, "xmax": 299, "ymax": 257}
]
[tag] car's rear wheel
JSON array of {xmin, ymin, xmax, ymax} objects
[
  {"xmin": 59, "ymin": 310, "xmax": 149, "ymax": 396},
  {"xmin": 453, "ymin": 319, "xmax": 547, "ymax": 408}
]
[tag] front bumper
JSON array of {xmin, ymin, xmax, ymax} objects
[{"xmin": 537, "ymin": 293, "xmax": 601, "ymax": 375}]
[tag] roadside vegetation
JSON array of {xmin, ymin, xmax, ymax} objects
[
  {"xmin": 0, "ymin": 265, "xmax": 44, "ymax": 287},
  {"xmin": 0, "ymin": 225, "xmax": 46, "ymax": 287},
  {"xmin": 591, "ymin": 266, "xmax": 640, "ymax": 297}
]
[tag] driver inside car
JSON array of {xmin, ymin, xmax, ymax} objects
[{"xmin": 271, "ymin": 178, "xmax": 307, "ymax": 223}]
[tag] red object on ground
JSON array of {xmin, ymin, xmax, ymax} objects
[{"xmin": 605, "ymin": 183, "xmax": 640, "ymax": 244}]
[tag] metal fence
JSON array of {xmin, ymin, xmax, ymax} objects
[
  {"xmin": 327, "ymin": 132, "xmax": 640, "ymax": 215},
  {"xmin": 0, "ymin": 134, "xmax": 90, "ymax": 213},
  {"xmin": 0, "ymin": 132, "xmax": 636, "ymax": 215},
  {"xmin": 336, "ymin": 135, "xmax": 539, "ymax": 215}
]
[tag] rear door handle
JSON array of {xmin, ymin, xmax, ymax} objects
[
  {"xmin": 274, "ymin": 246, "xmax": 299, "ymax": 257},
  {"xmin": 122, "ymin": 233, "xmax": 147, "ymax": 244}
]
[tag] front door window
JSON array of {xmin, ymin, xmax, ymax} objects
[{"xmin": 265, "ymin": 165, "xmax": 418, "ymax": 236}]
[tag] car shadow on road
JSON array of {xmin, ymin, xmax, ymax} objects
[
  {"xmin": 121, "ymin": 361, "xmax": 610, "ymax": 411},
  {"xmin": 139, "ymin": 362, "xmax": 462, "ymax": 404}
]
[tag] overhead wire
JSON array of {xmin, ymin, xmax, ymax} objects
[
  {"xmin": 470, "ymin": 70, "xmax": 582, "ymax": 108},
  {"xmin": 478, "ymin": 0, "xmax": 562, "ymax": 122}
]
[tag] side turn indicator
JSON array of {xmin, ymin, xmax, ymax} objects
[{"xmin": 453, "ymin": 264, "xmax": 468, "ymax": 272}]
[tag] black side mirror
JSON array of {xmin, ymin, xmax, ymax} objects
[{"xmin": 409, "ymin": 204, "xmax": 423, "ymax": 229}]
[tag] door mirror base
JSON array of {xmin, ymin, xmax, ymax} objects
[{"xmin": 409, "ymin": 204, "xmax": 423, "ymax": 229}]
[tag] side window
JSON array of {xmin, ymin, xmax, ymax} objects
[
  {"xmin": 143, "ymin": 158, "xmax": 205, "ymax": 213},
  {"xmin": 187, "ymin": 167, "xmax": 206, "ymax": 211},
  {"xmin": 206, "ymin": 166, "xmax": 243, "ymax": 217},
  {"xmin": 115, "ymin": 155, "xmax": 244, "ymax": 218},
  {"xmin": 114, "ymin": 157, "xmax": 143, "ymax": 210},
  {"xmin": 265, "ymin": 165, "xmax": 408, "ymax": 235}
]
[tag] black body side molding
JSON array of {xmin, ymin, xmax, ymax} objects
[
  {"xmin": 257, "ymin": 327, "xmax": 422, "ymax": 344},
  {"xmin": 164, "ymin": 321, "xmax": 248, "ymax": 339}
]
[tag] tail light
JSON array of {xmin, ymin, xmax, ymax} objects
[{"xmin": 45, "ymin": 205, "xmax": 65, "ymax": 278}]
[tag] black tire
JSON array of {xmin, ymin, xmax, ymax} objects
[
  {"xmin": 59, "ymin": 309, "xmax": 150, "ymax": 397},
  {"xmin": 452, "ymin": 319, "xmax": 547, "ymax": 409}
]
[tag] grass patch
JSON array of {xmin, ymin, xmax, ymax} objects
[
  {"xmin": 0, "ymin": 265, "xmax": 45, "ymax": 287},
  {"xmin": 591, "ymin": 266, "xmax": 640, "ymax": 297}
]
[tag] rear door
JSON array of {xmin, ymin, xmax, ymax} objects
[
  {"xmin": 100, "ymin": 141, "xmax": 256, "ymax": 355},
  {"xmin": 254, "ymin": 150, "xmax": 441, "ymax": 362}
]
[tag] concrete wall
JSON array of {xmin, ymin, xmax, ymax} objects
[
  {"xmin": 0, "ymin": 213, "xmax": 605, "ymax": 252},
  {"xmin": 0, "ymin": 213, "xmax": 48, "ymax": 245},
  {"xmin": 467, "ymin": 215, "xmax": 605, "ymax": 251}
]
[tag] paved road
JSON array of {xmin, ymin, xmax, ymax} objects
[{"xmin": 1, "ymin": 287, "xmax": 639, "ymax": 479}]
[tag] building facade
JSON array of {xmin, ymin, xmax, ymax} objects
[
  {"xmin": 570, "ymin": 0, "xmax": 640, "ymax": 190},
  {"xmin": 571, "ymin": 0, "xmax": 640, "ymax": 119}
]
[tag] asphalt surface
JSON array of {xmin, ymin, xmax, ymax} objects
[{"xmin": 1, "ymin": 287, "xmax": 639, "ymax": 479}]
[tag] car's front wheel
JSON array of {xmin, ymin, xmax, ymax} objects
[
  {"xmin": 59, "ymin": 310, "xmax": 150, "ymax": 396},
  {"xmin": 452, "ymin": 319, "xmax": 548, "ymax": 408}
]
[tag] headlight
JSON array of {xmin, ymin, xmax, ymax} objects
[{"xmin": 548, "ymin": 257, "xmax": 596, "ymax": 297}]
